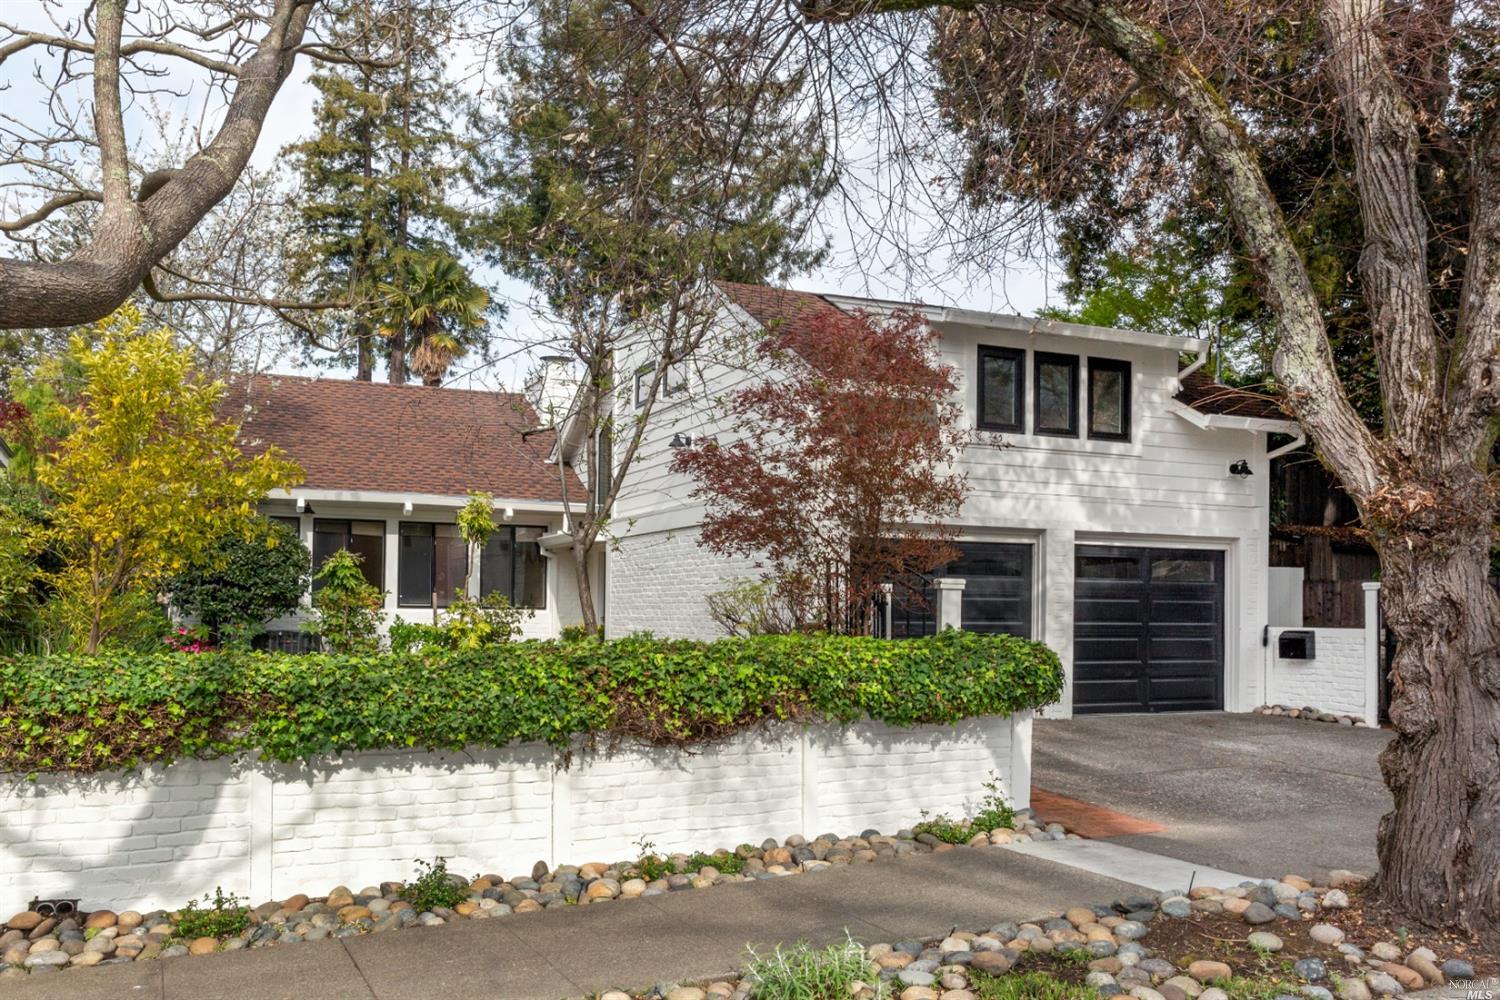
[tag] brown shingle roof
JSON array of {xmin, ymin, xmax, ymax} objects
[
  {"xmin": 224, "ymin": 374, "xmax": 578, "ymax": 502},
  {"xmin": 1175, "ymin": 368, "xmax": 1290, "ymax": 421},
  {"xmin": 715, "ymin": 281, "xmax": 848, "ymax": 337}
]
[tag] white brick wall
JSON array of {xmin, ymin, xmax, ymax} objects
[
  {"xmin": 606, "ymin": 526, "xmax": 761, "ymax": 639},
  {"xmin": 1, "ymin": 714, "xmax": 1030, "ymax": 913},
  {"xmin": 1265, "ymin": 627, "xmax": 1371, "ymax": 719}
]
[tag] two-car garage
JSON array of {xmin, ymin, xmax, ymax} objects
[{"xmin": 893, "ymin": 540, "xmax": 1226, "ymax": 715}]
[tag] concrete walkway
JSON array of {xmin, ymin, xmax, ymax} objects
[
  {"xmin": 0, "ymin": 847, "xmax": 1150, "ymax": 1000},
  {"xmin": 1034, "ymin": 712, "xmax": 1393, "ymax": 878}
]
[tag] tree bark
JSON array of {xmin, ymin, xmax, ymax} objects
[
  {"xmin": 1373, "ymin": 483, "xmax": 1500, "ymax": 940},
  {"xmin": 572, "ymin": 538, "xmax": 599, "ymax": 634}
]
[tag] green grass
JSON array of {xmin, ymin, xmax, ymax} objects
[
  {"xmin": 742, "ymin": 934, "xmax": 886, "ymax": 1000},
  {"xmin": 971, "ymin": 970, "xmax": 1100, "ymax": 1000}
]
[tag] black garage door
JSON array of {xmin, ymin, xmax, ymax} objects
[
  {"xmin": 889, "ymin": 542, "xmax": 1033, "ymax": 639},
  {"xmin": 1073, "ymin": 546, "xmax": 1224, "ymax": 713}
]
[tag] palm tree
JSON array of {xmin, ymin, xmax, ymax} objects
[{"xmin": 380, "ymin": 253, "xmax": 488, "ymax": 386}]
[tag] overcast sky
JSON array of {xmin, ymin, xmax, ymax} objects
[{"xmin": 2, "ymin": 1, "xmax": 1058, "ymax": 392}]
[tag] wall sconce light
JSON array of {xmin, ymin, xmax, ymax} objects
[
  {"xmin": 296, "ymin": 497, "xmax": 314, "ymax": 514},
  {"xmin": 1229, "ymin": 460, "xmax": 1253, "ymax": 478},
  {"xmin": 503, "ymin": 506, "xmax": 515, "ymax": 521},
  {"xmin": 402, "ymin": 501, "xmax": 413, "ymax": 516},
  {"xmin": 670, "ymin": 433, "xmax": 692, "ymax": 448}
]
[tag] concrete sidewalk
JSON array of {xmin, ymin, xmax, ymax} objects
[{"xmin": 0, "ymin": 847, "xmax": 1149, "ymax": 1000}]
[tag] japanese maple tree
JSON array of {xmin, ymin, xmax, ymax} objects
[{"xmin": 672, "ymin": 308, "xmax": 969, "ymax": 633}]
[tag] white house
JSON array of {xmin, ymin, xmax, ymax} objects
[
  {"xmin": 554, "ymin": 282, "xmax": 1303, "ymax": 718},
  {"xmin": 229, "ymin": 374, "xmax": 601, "ymax": 642}
]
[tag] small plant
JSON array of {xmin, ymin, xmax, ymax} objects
[
  {"xmin": 913, "ymin": 771, "xmax": 1017, "ymax": 844},
  {"xmin": 680, "ymin": 850, "xmax": 745, "ymax": 875},
  {"xmin": 633, "ymin": 837, "xmax": 675, "ymax": 882},
  {"xmin": 743, "ymin": 933, "xmax": 887, "ymax": 1000},
  {"xmin": 971, "ymin": 970, "xmax": 1099, "ymax": 1000},
  {"xmin": 173, "ymin": 886, "xmax": 250, "ymax": 939},
  {"xmin": 303, "ymin": 549, "xmax": 382, "ymax": 654},
  {"xmin": 399, "ymin": 857, "xmax": 470, "ymax": 913}
]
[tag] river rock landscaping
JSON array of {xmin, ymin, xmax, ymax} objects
[
  {"xmin": 1255, "ymin": 705, "xmax": 1367, "ymax": 727},
  {"xmin": 587, "ymin": 876, "xmax": 1495, "ymax": 1000},
  {"xmin": 0, "ymin": 810, "xmax": 1078, "ymax": 977}
]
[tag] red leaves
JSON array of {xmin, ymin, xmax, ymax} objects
[{"xmin": 672, "ymin": 307, "xmax": 969, "ymax": 632}]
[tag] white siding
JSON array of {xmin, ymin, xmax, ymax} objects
[{"xmin": 605, "ymin": 296, "xmax": 1277, "ymax": 716}]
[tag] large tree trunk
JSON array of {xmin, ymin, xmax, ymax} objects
[{"xmin": 1373, "ymin": 483, "xmax": 1500, "ymax": 941}]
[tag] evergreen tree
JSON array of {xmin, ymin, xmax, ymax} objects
[{"xmin": 284, "ymin": 0, "xmax": 491, "ymax": 383}]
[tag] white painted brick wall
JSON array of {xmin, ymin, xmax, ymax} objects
[
  {"xmin": 606, "ymin": 526, "xmax": 761, "ymax": 639},
  {"xmin": 1265, "ymin": 627, "xmax": 1370, "ymax": 719},
  {"xmin": 1, "ymin": 715, "xmax": 1029, "ymax": 913}
]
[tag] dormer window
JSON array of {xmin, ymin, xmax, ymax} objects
[
  {"xmin": 1088, "ymin": 357, "xmax": 1131, "ymax": 441},
  {"xmin": 1034, "ymin": 352, "xmax": 1079, "ymax": 437}
]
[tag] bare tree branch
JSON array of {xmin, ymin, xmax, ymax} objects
[
  {"xmin": 0, "ymin": 189, "xmax": 101, "ymax": 232},
  {"xmin": 0, "ymin": 0, "xmax": 317, "ymax": 330}
]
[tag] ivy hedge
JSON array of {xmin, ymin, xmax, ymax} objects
[{"xmin": 0, "ymin": 630, "xmax": 1062, "ymax": 774}]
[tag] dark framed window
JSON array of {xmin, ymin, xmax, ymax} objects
[
  {"xmin": 312, "ymin": 519, "xmax": 384, "ymax": 591},
  {"xmin": 397, "ymin": 523, "xmax": 468, "ymax": 608},
  {"xmin": 1033, "ymin": 352, "xmax": 1079, "ymax": 437},
  {"xmin": 633, "ymin": 364, "xmax": 653, "ymax": 408},
  {"xmin": 1087, "ymin": 357, "xmax": 1131, "ymax": 441},
  {"xmin": 480, "ymin": 526, "xmax": 548, "ymax": 608},
  {"xmin": 977, "ymin": 346, "xmax": 1025, "ymax": 431}
]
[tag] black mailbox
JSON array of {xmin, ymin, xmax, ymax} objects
[{"xmin": 1278, "ymin": 630, "xmax": 1316, "ymax": 660}]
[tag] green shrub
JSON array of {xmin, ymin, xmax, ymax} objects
[
  {"xmin": 913, "ymin": 771, "xmax": 1017, "ymax": 844},
  {"xmin": 303, "ymin": 549, "xmax": 382, "ymax": 654},
  {"xmin": 399, "ymin": 857, "xmax": 470, "ymax": 913},
  {"xmin": 744, "ymin": 933, "xmax": 886, "ymax": 1000},
  {"xmin": 173, "ymin": 886, "xmax": 250, "ymax": 939},
  {"xmin": 0, "ymin": 629, "xmax": 1063, "ymax": 773},
  {"xmin": 167, "ymin": 518, "xmax": 310, "ymax": 646},
  {"xmin": 392, "ymin": 593, "xmax": 529, "ymax": 653}
]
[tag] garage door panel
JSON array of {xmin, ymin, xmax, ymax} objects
[
  {"xmin": 1147, "ymin": 636, "xmax": 1218, "ymax": 661},
  {"xmin": 1078, "ymin": 597, "xmax": 1148, "ymax": 623},
  {"xmin": 1074, "ymin": 545, "xmax": 1223, "ymax": 714}
]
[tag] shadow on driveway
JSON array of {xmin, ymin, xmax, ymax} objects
[{"xmin": 1033, "ymin": 712, "xmax": 1392, "ymax": 880}]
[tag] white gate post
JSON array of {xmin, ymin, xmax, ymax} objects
[
  {"xmin": 935, "ymin": 578, "xmax": 965, "ymax": 631},
  {"xmin": 1362, "ymin": 581, "xmax": 1381, "ymax": 728}
]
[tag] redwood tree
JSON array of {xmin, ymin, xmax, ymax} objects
[
  {"xmin": 778, "ymin": 0, "xmax": 1500, "ymax": 941},
  {"xmin": 672, "ymin": 308, "xmax": 969, "ymax": 633}
]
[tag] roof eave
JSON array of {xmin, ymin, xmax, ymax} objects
[{"xmin": 1166, "ymin": 398, "xmax": 1299, "ymax": 434}]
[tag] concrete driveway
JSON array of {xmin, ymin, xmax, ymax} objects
[{"xmin": 1033, "ymin": 712, "xmax": 1393, "ymax": 880}]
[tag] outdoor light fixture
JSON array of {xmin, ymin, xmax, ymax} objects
[
  {"xmin": 503, "ymin": 506, "xmax": 515, "ymax": 521},
  {"xmin": 295, "ymin": 497, "xmax": 315, "ymax": 514},
  {"xmin": 670, "ymin": 433, "xmax": 692, "ymax": 448},
  {"xmin": 402, "ymin": 501, "xmax": 413, "ymax": 516},
  {"xmin": 1229, "ymin": 460, "xmax": 1253, "ymax": 478}
]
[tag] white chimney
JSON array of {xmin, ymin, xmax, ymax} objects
[{"xmin": 525, "ymin": 355, "xmax": 579, "ymax": 427}]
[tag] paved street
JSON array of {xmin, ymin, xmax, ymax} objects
[{"xmin": 1034, "ymin": 711, "xmax": 1393, "ymax": 879}]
